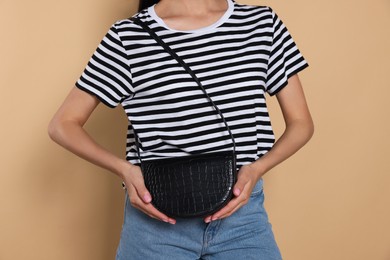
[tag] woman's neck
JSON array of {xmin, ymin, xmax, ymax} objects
[{"xmin": 155, "ymin": 0, "xmax": 228, "ymax": 18}]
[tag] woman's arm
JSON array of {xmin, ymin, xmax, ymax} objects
[
  {"xmin": 251, "ymin": 74, "xmax": 314, "ymax": 175},
  {"xmin": 48, "ymin": 87, "xmax": 177, "ymax": 224},
  {"xmin": 48, "ymin": 87, "xmax": 129, "ymax": 178},
  {"xmin": 205, "ymin": 74, "xmax": 314, "ymax": 222}
]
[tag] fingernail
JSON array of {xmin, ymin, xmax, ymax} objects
[
  {"xmin": 205, "ymin": 217, "xmax": 211, "ymax": 223},
  {"xmin": 234, "ymin": 188, "xmax": 241, "ymax": 195},
  {"xmin": 168, "ymin": 219, "xmax": 176, "ymax": 225},
  {"xmin": 212, "ymin": 216, "xmax": 219, "ymax": 221},
  {"xmin": 143, "ymin": 194, "xmax": 152, "ymax": 202},
  {"xmin": 162, "ymin": 219, "xmax": 169, "ymax": 223}
]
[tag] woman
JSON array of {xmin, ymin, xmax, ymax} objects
[{"xmin": 48, "ymin": 0, "xmax": 314, "ymax": 259}]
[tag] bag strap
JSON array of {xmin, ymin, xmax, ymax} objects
[{"xmin": 130, "ymin": 17, "xmax": 236, "ymax": 163}]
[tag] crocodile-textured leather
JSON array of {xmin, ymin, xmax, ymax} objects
[{"xmin": 142, "ymin": 151, "xmax": 237, "ymax": 218}]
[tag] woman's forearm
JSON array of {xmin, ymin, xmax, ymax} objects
[
  {"xmin": 252, "ymin": 118, "xmax": 314, "ymax": 178},
  {"xmin": 48, "ymin": 119, "xmax": 132, "ymax": 179}
]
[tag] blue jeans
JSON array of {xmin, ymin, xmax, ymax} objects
[{"xmin": 115, "ymin": 179, "xmax": 282, "ymax": 260}]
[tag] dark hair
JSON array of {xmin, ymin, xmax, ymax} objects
[{"xmin": 138, "ymin": 0, "xmax": 159, "ymax": 12}]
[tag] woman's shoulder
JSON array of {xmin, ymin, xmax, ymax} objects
[
  {"xmin": 230, "ymin": 2, "xmax": 276, "ymax": 25},
  {"xmin": 233, "ymin": 1, "xmax": 273, "ymax": 13},
  {"xmin": 229, "ymin": 2, "xmax": 276, "ymax": 28},
  {"xmin": 110, "ymin": 9, "xmax": 149, "ymax": 30}
]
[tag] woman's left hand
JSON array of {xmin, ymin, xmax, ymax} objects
[{"xmin": 203, "ymin": 163, "xmax": 263, "ymax": 223}]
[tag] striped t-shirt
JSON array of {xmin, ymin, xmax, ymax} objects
[{"xmin": 75, "ymin": 0, "xmax": 308, "ymax": 170}]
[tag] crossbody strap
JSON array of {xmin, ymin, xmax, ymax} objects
[{"xmin": 130, "ymin": 17, "xmax": 236, "ymax": 163}]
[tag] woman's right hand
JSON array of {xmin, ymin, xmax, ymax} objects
[{"xmin": 122, "ymin": 164, "xmax": 177, "ymax": 224}]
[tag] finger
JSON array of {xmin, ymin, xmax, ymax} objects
[
  {"xmin": 218, "ymin": 201, "xmax": 246, "ymax": 219},
  {"xmin": 210, "ymin": 196, "xmax": 244, "ymax": 221},
  {"xmin": 204, "ymin": 171, "xmax": 250, "ymax": 223},
  {"xmin": 210, "ymin": 183, "xmax": 253, "ymax": 221},
  {"xmin": 142, "ymin": 203, "xmax": 177, "ymax": 224},
  {"xmin": 131, "ymin": 173, "xmax": 153, "ymax": 204},
  {"xmin": 233, "ymin": 173, "xmax": 249, "ymax": 197},
  {"xmin": 128, "ymin": 185, "xmax": 176, "ymax": 224}
]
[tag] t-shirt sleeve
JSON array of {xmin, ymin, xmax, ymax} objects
[
  {"xmin": 75, "ymin": 22, "xmax": 134, "ymax": 108},
  {"xmin": 266, "ymin": 7, "xmax": 309, "ymax": 95}
]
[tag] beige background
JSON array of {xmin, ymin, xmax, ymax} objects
[{"xmin": 1, "ymin": 0, "xmax": 389, "ymax": 259}]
